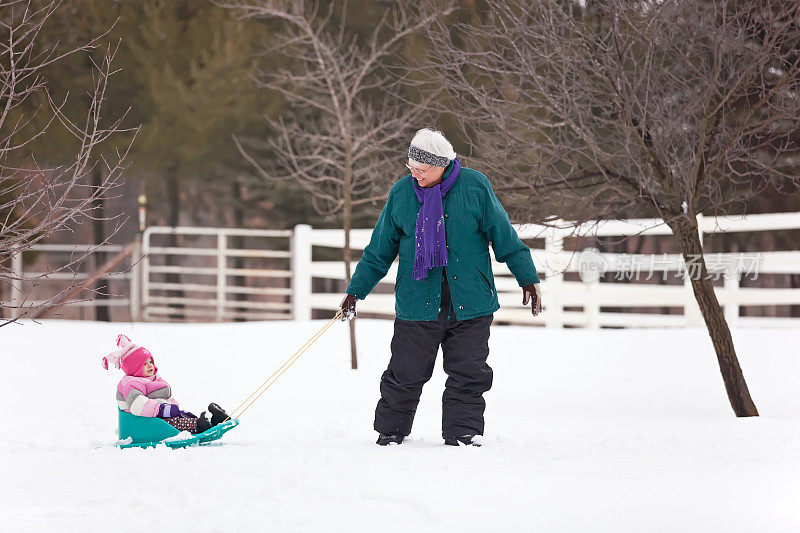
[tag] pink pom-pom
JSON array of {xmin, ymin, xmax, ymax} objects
[
  {"xmin": 116, "ymin": 334, "xmax": 131, "ymax": 348},
  {"xmin": 102, "ymin": 336, "xmax": 129, "ymax": 372}
]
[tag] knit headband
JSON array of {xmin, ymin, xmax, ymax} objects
[{"xmin": 408, "ymin": 145, "xmax": 450, "ymax": 167}]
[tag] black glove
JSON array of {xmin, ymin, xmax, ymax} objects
[
  {"xmin": 522, "ymin": 283, "xmax": 542, "ymax": 316},
  {"xmin": 340, "ymin": 294, "xmax": 358, "ymax": 321},
  {"xmin": 197, "ymin": 412, "xmax": 212, "ymax": 433}
]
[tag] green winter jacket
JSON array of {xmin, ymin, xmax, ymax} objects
[{"xmin": 346, "ymin": 163, "xmax": 540, "ymax": 321}]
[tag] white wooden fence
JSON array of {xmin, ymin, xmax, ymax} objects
[
  {"xmin": 294, "ymin": 212, "xmax": 800, "ymax": 328},
  {"xmin": 4, "ymin": 244, "xmax": 132, "ymax": 320},
  {"xmin": 5, "ymin": 212, "xmax": 800, "ymax": 327},
  {"xmin": 141, "ymin": 226, "xmax": 293, "ymax": 322}
]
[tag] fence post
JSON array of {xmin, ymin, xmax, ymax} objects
[
  {"xmin": 129, "ymin": 235, "xmax": 143, "ymax": 322},
  {"xmin": 724, "ymin": 266, "xmax": 740, "ymax": 327},
  {"xmin": 586, "ymin": 277, "xmax": 600, "ymax": 329},
  {"xmin": 216, "ymin": 233, "xmax": 226, "ymax": 322},
  {"xmin": 9, "ymin": 252, "xmax": 23, "ymax": 320},
  {"xmin": 292, "ymin": 224, "xmax": 312, "ymax": 321},
  {"xmin": 544, "ymin": 227, "xmax": 564, "ymax": 329},
  {"xmin": 141, "ymin": 228, "xmax": 152, "ymax": 321}
]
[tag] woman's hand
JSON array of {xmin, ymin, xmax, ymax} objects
[
  {"xmin": 340, "ymin": 294, "xmax": 358, "ymax": 321},
  {"xmin": 521, "ymin": 283, "xmax": 542, "ymax": 316}
]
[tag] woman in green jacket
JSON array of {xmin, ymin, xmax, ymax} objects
[{"xmin": 340, "ymin": 128, "xmax": 542, "ymax": 447}]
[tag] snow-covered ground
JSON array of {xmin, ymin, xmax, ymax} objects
[{"xmin": 2, "ymin": 319, "xmax": 799, "ymax": 532}]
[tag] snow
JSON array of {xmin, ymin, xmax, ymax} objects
[
  {"xmin": 164, "ymin": 431, "xmax": 193, "ymax": 442},
  {"xmin": 2, "ymin": 319, "xmax": 799, "ymax": 532}
]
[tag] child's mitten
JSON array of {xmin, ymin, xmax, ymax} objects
[
  {"xmin": 157, "ymin": 403, "xmax": 180, "ymax": 418},
  {"xmin": 197, "ymin": 412, "xmax": 212, "ymax": 433}
]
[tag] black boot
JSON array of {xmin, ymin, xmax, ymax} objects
[
  {"xmin": 376, "ymin": 433, "xmax": 404, "ymax": 446},
  {"xmin": 196, "ymin": 412, "xmax": 212, "ymax": 434},
  {"xmin": 208, "ymin": 403, "xmax": 229, "ymax": 426},
  {"xmin": 444, "ymin": 434, "xmax": 481, "ymax": 447}
]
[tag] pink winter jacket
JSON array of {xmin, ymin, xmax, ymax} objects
[{"xmin": 116, "ymin": 374, "xmax": 179, "ymax": 417}]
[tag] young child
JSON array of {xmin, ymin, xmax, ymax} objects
[{"xmin": 102, "ymin": 334, "xmax": 229, "ymax": 435}]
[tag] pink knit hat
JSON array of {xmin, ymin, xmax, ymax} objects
[{"xmin": 101, "ymin": 334, "xmax": 156, "ymax": 377}]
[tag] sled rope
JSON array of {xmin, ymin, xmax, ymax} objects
[{"xmin": 227, "ymin": 311, "xmax": 344, "ymax": 421}]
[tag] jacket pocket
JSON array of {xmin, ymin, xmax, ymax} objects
[
  {"xmin": 395, "ymin": 268, "xmax": 407, "ymax": 291},
  {"xmin": 395, "ymin": 268, "xmax": 414, "ymax": 304},
  {"xmin": 474, "ymin": 267, "xmax": 494, "ymax": 297},
  {"xmin": 394, "ymin": 268, "xmax": 422, "ymax": 317}
]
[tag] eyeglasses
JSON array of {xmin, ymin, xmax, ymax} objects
[{"xmin": 405, "ymin": 162, "xmax": 433, "ymax": 175}]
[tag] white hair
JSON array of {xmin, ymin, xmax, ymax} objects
[{"xmin": 409, "ymin": 128, "xmax": 457, "ymax": 162}]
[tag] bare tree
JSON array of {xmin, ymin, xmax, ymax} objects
[
  {"xmin": 0, "ymin": 1, "xmax": 135, "ymax": 325},
  {"xmin": 226, "ymin": 0, "xmax": 455, "ymax": 369},
  {"xmin": 427, "ymin": 0, "xmax": 800, "ymax": 416}
]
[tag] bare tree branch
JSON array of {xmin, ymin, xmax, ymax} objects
[
  {"xmin": 424, "ymin": 0, "xmax": 800, "ymax": 417},
  {"xmin": 0, "ymin": 1, "xmax": 136, "ymax": 323}
]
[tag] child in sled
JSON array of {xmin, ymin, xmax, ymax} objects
[{"xmin": 102, "ymin": 334, "xmax": 229, "ymax": 435}]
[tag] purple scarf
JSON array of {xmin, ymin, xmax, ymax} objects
[{"xmin": 412, "ymin": 158, "xmax": 461, "ymax": 281}]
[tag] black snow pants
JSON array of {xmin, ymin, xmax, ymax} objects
[{"xmin": 374, "ymin": 270, "xmax": 494, "ymax": 438}]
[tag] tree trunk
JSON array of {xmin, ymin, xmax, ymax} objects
[
  {"xmin": 668, "ymin": 215, "xmax": 758, "ymax": 417},
  {"xmin": 91, "ymin": 167, "xmax": 110, "ymax": 321},
  {"xmin": 344, "ymin": 143, "xmax": 357, "ymax": 370}
]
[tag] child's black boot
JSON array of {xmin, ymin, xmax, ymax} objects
[{"xmin": 208, "ymin": 403, "xmax": 230, "ymax": 426}]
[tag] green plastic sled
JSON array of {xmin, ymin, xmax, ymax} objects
[{"xmin": 117, "ymin": 408, "xmax": 239, "ymax": 449}]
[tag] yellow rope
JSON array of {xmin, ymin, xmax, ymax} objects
[{"xmin": 226, "ymin": 311, "xmax": 343, "ymax": 421}]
